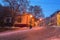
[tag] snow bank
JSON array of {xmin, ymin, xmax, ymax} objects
[{"xmin": 0, "ymin": 27, "xmax": 60, "ymax": 40}]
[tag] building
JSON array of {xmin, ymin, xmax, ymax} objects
[
  {"xmin": 0, "ymin": 5, "xmax": 44, "ymax": 27},
  {"xmin": 57, "ymin": 11, "xmax": 60, "ymax": 26},
  {"xmin": 14, "ymin": 13, "xmax": 36, "ymax": 27},
  {"xmin": 49, "ymin": 10, "xmax": 60, "ymax": 26},
  {"xmin": 0, "ymin": 5, "xmax": 13, "ymax": 27},
  {"xmin": 44, "ymin": 17, "xmax": 51, "ymax": 26}
]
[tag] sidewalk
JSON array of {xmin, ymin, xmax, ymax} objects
[{"xmin": 0, "ymin": 27, "xmax": 30, "ymax": 32}]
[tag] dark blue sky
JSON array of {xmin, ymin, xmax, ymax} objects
[{"xmin": 0, "ymin": 0, "xmax": 60, "ymax": 17}]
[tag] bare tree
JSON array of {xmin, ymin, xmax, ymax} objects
[
  {"xmin": 19, "ymin": 0, "xmax": 29, "ymax": 13},
  {"xmin": 29, "ymin": 6, "xmax": 34, "ymax": 13},
  {"xmin": 29, "ymin": 5, "xmax": 44, "ymax": 18},
  {"xmin": 3, "ymin": 0, "xmax": 44, "ymax": 18},
  {"xmin": 3, "ymin": 0, "xmax": 29, "ymax": 14},
  {"xmin": 3, "ymin": 0, "xmax": 29, "ymax": 24},
  {"xmin": 33, "ymin": 6, "xmax": 44, "ymax": 18}
]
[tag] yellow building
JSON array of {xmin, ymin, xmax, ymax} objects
[
  {"xmin": 57, "ymin": 12, "xmax": 60, "ymax": 26},
  {"xmin": 50, "ymin": 10, "xmax": 60, "ymax": 26}
]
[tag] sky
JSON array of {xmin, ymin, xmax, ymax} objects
[{"xmin": 0, "ymin": 0, "xmax": 60, "ymax": 17}]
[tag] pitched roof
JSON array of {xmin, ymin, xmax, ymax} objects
[{"xmin": 51, "ymin": 10, "xmax": 60, "ymax": 17}]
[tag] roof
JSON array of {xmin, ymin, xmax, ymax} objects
[{"xmin": 51, "ymin": 10, "xmax": 60, "ymax": 17}]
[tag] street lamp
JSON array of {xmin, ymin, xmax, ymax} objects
[
  {"xmin": 40, "ymin": 18, "xmax": 42, "ymax": 21},
  {"xmin": 39, "ymin": 18, "xmax": 44, "ymax": 27},
  {"xmin": 30, "ymin": 15, "xmax": 33, "ymax": 29},
  {"xmin": 30, "ymin": 15, "xmax": 33, "ymax": 18}
]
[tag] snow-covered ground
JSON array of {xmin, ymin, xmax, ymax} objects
[{"xmin": 0, "ymin": 27, "xmax": 60, "ymax": 40}]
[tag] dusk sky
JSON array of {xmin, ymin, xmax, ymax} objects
[{"xmin": 0, "ymin": 0, "xmax": 60, "ymax": 17}]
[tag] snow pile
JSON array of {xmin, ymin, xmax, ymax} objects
[{"xmin": 0, "ymin": 27, "xmax": 60, "ymax": 40}]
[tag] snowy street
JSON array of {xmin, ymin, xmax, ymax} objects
[{"xmin": 0, "ymin": 27, "xmax": 60, "ymax": 40}]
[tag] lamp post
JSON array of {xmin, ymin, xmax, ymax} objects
[
  {"xmin": 39, "ymin": 18, "xmax": 43, "ymax": 27},
  {"xmin": 30, "ymin": 15, "xmax": 33, "ymax": 29}
]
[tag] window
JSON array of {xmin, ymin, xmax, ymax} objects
[
  {"xmin": 4, "ymin": 17, "xmax": 12, "ymax": 23},
  {"xmin": 17, "ymin": 17, "xmax": 22, "ymax": 23}
]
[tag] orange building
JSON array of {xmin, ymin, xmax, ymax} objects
[{"xmin": 14, "ymin": 13, "xmax": 35, "ymax": 27}]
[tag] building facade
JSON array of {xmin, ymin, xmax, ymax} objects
[
  {"xmin": 14, "ymin": 13, "xmax": 36, "ymax": 27},
  {"xmin": 45, "ymin": 10, "xmax": 60, "ymax": 27},
  {"xmin": 0, "ymin": 6, "xmax": 13, "ymax": 27}
]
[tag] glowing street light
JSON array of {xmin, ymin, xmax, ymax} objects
[
  {"xmin": 30, "ymin": 15, "xmax": 33, "ymax": 29},
  {"xmin": 30, "ymin": 15, "xmax": 33, "ymax": 18},
  {"xmin": 39, "ymin": 17, "xmax": 44, "ymax": 21},
  {"xmin": 39, "ymin": 18, "xmax": 42, "ymax": 21}
]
